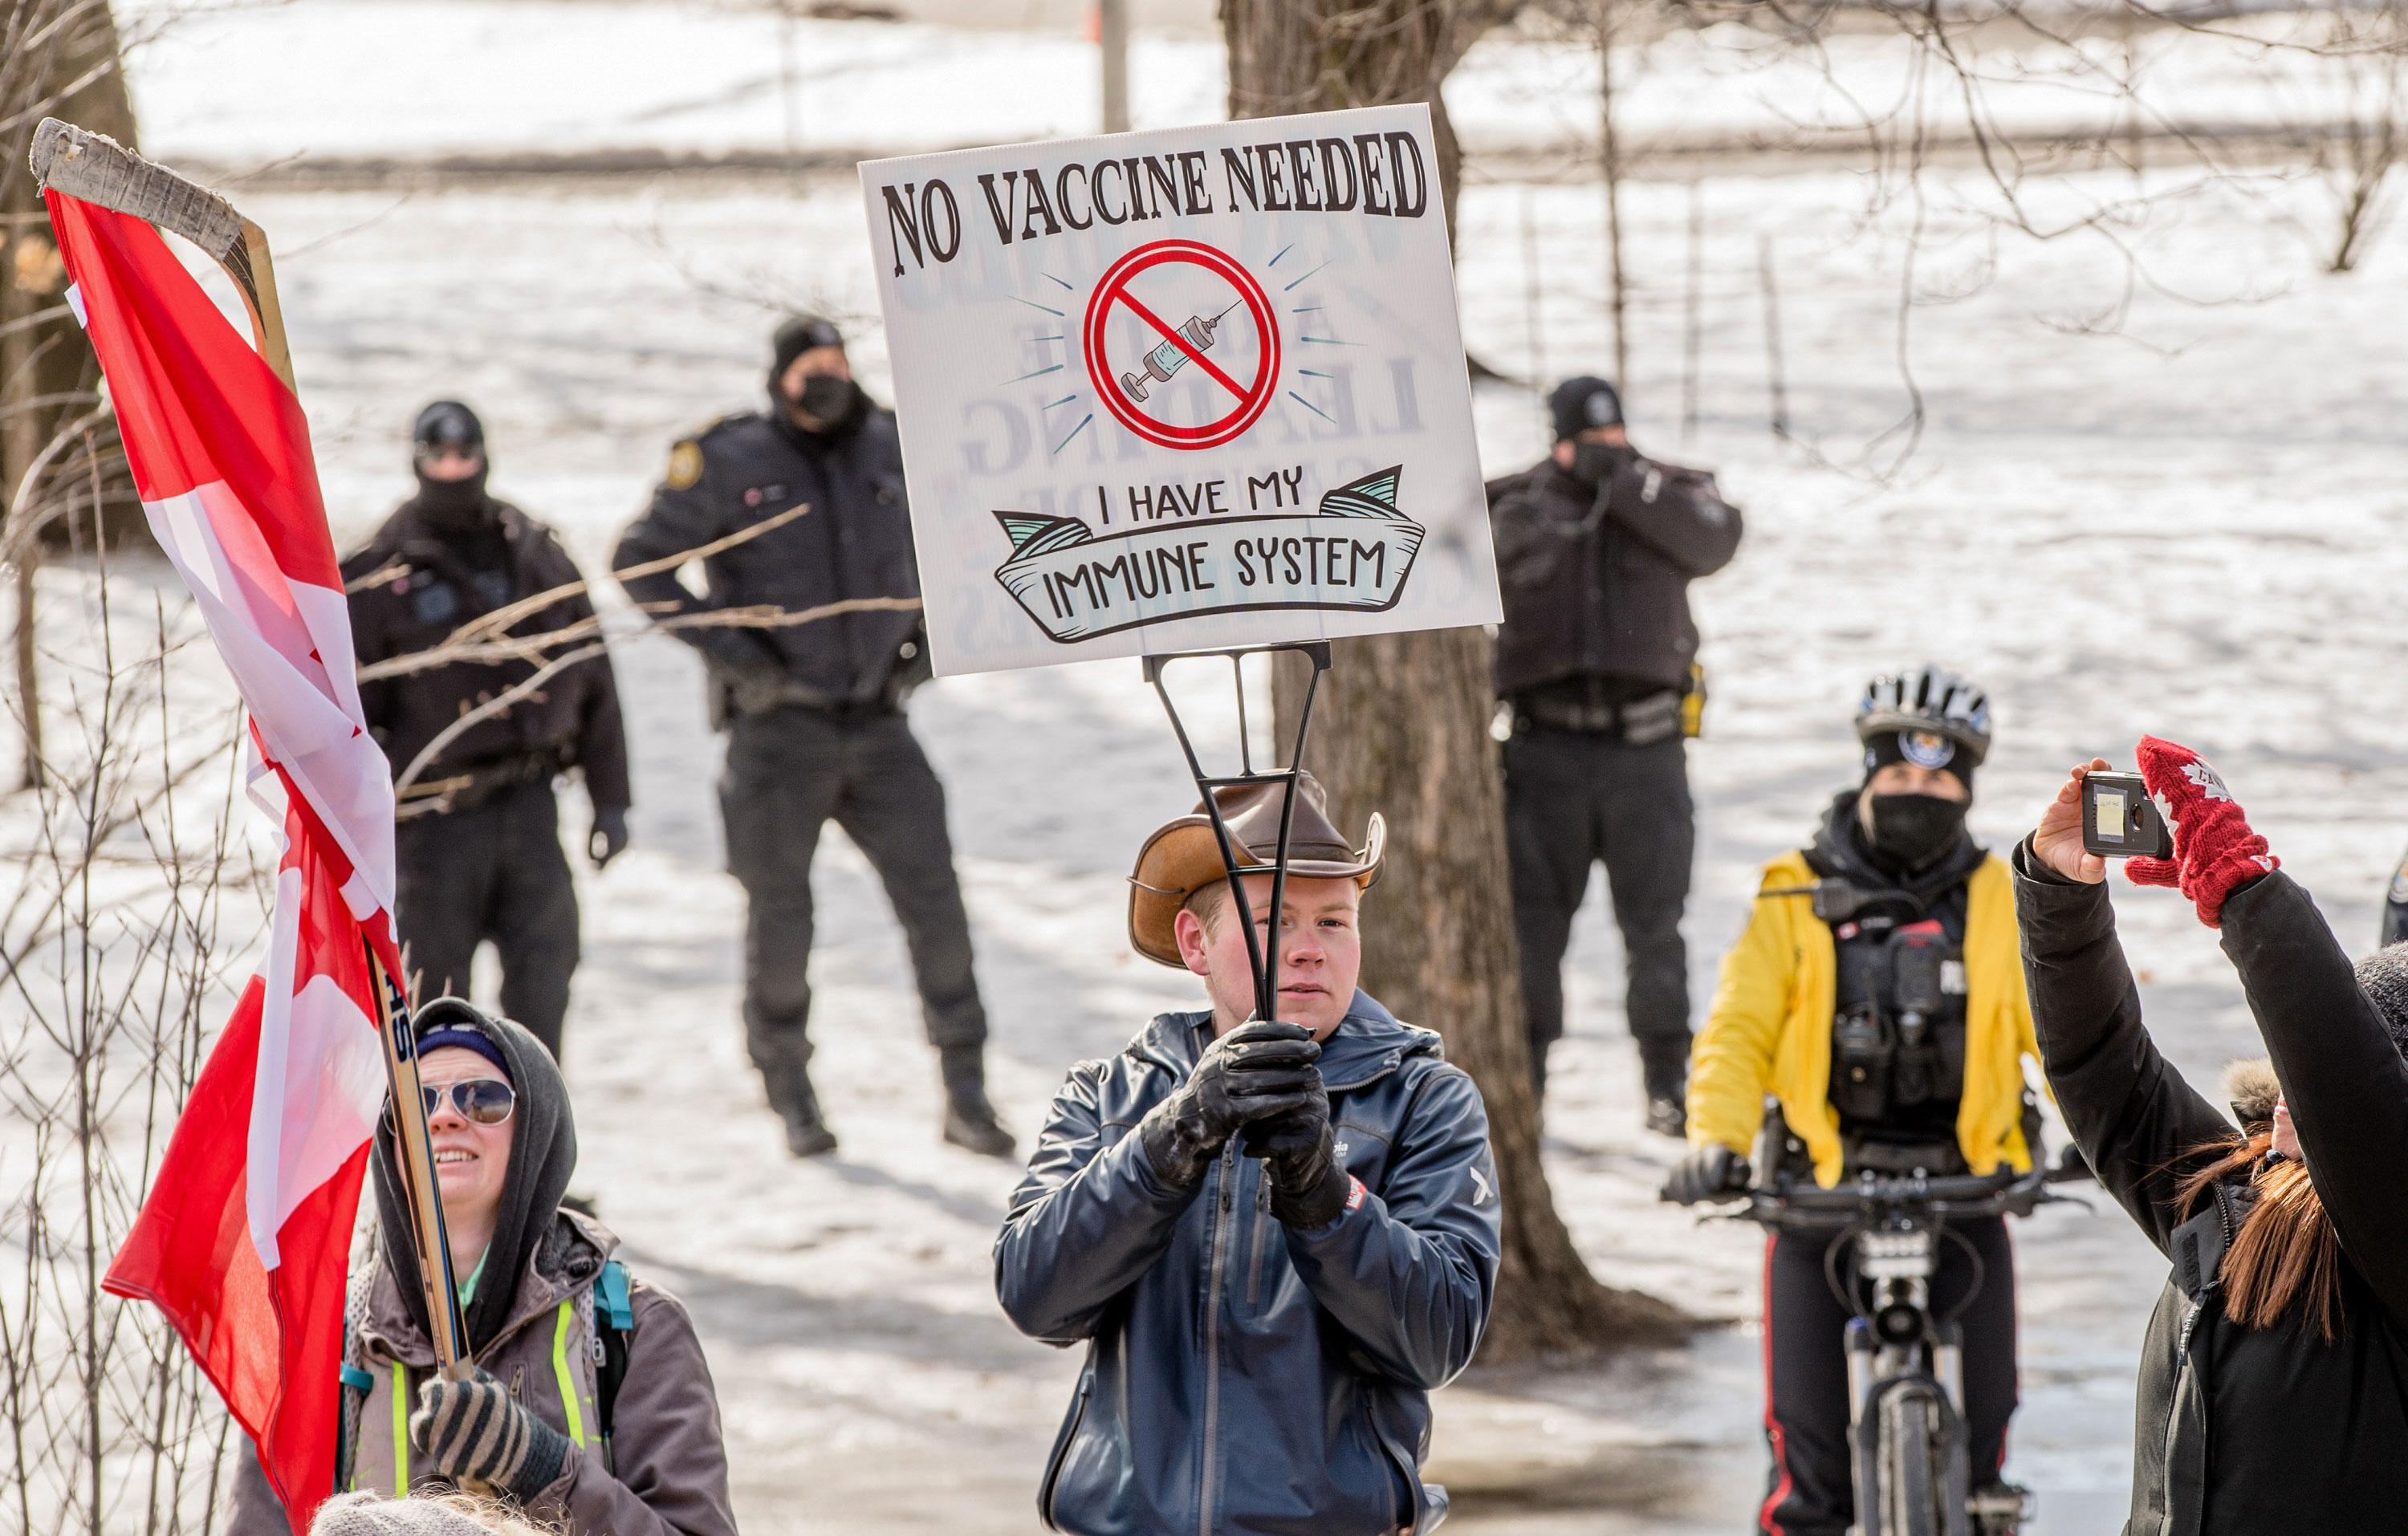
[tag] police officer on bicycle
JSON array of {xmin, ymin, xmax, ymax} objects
[{"xmin": 1667, "ymin": 666, "xmax": 2040, "ymax": 1535}]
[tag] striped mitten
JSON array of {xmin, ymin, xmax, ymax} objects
[{"xmin": 408, "ymin": 1368, "xmax": 568, "ymax": 1505}]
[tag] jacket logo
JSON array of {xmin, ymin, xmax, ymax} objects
[{"xmin": 1470, "ymin": 1167, "xmax": 1493, "ymax": 1206}]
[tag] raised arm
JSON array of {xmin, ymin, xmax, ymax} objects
[
  {"xmin": 2016, "ymin": 760, "xmax": 2232, "ymax": 1254},
  {"xmin": 2219, "ymin": 872, "xmax": 2408, "ymax": 1326},
  {"xmin": 1601, "ymin": 459, "xmax": 1742, "ymax": 578},
  {"xmin": 1281, "ymin": 1066, "xmax": 1501, "ymax": 1389}
]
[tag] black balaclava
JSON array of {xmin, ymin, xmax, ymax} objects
[
  {"xmin": 1863, "ymin": 792, "xmax": 1971, "ymax": 872},
  {"xmin": 1549, "ymin": 375, "xmax": 1629, "ymax": 491},
  {"xmin": 372, "ymin": 998, "xmax": 575, "ymax": 1354},
  {"xmin": 1857, "ymin": 728, "xmax": 1975, "ymax": 872},
  {"xmin": 768, "ymin": 314, "xmax": 864, "ymax": 437},
  {"xmin": 409, "ymin": 400, "xmax": 491, "ymax": 530}
]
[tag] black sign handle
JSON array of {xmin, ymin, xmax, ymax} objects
[{"xmin": 1143, "ymin": 640, "xmax": 1331, "ymax": 1023}]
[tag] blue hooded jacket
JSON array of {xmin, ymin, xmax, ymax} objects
[{"xmin": 996, "ymin": 994, "xmax": 1502, "ymax": 1536}]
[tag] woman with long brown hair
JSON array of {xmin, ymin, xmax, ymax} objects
[{"xmin": 2016, "ymin": 738, "xmax": 2408, "ymax": 1535}]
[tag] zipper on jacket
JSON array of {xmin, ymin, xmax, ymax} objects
[
  {"xmin": 1246, "ymin": 1166, "xmax": 1272, "ymax": 1309},
  {"xmin": 1038, "ymin": 1366, "xmax": 1094, "ymax": 1533},
  {"xmin": 1198, "ymin": 1144, "xmax": 1237, "ymax": 1536}
]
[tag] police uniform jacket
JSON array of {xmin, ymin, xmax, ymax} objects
[
  {"xmin": 344, "ymin": 498, "xmax": 630, "ymax": 810},
  {"xmin": 1688, "ymin": 822, "xmax": 2043, "ymax": 1189},
  {"xmin": 612, "ymin": 399, "xmax": 925, "ymax": 718},
  {"xmin": 1486, "ymin": 452, "xmax": 1741, "ymax": 701}
]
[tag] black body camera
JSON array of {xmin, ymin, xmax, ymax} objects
[{"xmin": 2081, "ymin": 771, "xmax": 2173, "ymax": 859}]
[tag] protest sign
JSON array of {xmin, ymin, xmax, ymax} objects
[{"xmin": 860, "ymin": 103, "xmax": 1499, "ymax": 677}]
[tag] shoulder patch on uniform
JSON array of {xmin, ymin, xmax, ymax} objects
[{"xmin": 665, "ymin": 440, "xmax": 703, "ymax": 490}]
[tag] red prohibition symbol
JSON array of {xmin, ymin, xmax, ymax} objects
[{"xmin": 1083, "ymin": 239, "xmax": 1281, "ymax": 451}]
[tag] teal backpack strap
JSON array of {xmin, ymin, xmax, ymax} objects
[
  {"xmin": 592, "ymin": 1260, "xmax": 635, "ymax": 1469},
  {"xmin": 596, "ymin": 1260, "xmax": 634, "ymax": 1332}
]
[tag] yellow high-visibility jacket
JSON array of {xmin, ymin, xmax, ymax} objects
[{"xmin": 1687, "ymin": 847, "xmax": 2043, "ymax": 1188}]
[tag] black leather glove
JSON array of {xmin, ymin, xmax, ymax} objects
[
  {"xmin": 1139, "ymin": 1020, "xmax": 1321, "ymax": 1189},
  {"xmin": 1247, "ymin": 1079, "xmax": 1353, "ymax": 1231},
  {"xmin": 588, "ymin": 806, "xmax": 629, "ymax": 869},
  {"xmin": 1661, "ymin": 1144, "xmax": 1751, "ymax": 1206},
  {"xmin": 409, "ymin": 1367, "xmax": 569, "ymax": 1504}
]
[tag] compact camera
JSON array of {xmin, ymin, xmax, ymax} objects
[{"xmin": 2081, "ymin": 771, "xmax": 2173, "ymax": 859}]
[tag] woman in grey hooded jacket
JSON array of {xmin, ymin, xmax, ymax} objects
[{"xmin": 226, "ymin": 1000, "xmax": 736, "ymax": 1536}]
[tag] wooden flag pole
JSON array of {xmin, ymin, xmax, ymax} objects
[{"xmin": 367, "ymin": 949, "xmax": 473, "ymax": 1375}]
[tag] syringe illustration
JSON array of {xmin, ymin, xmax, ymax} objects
[{"xmin": 1118, "ymin": 300, "xmax": 1244, "ymax": 403}]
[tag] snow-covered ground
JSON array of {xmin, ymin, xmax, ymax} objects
[{"xmin": 10, "ymin": 10, "xmax": 2408, "ymax": 1534}]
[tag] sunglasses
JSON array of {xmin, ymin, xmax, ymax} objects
[{"xmin": 414, "ymin": 1077, "xmax": 516, "ymax": 1127}]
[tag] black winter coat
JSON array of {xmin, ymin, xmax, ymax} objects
[
  {"xmin": 612, "ymin": 400, "xmax": 925, "ymax": 720},
  {"xmin": 2013, "ymin": 847, "xmax": 2408, "ymax": 1536},
  {"xmin": 996, "ymin": 994, "xmax": 1501, "ymax": 1536},
  {"xmin": 1485, "ymin": 451, "xmax": 1741, "ymax": 700},
  {"xmin": 344, "ymin": 497, "xmax": 629, "ymax": 812}
]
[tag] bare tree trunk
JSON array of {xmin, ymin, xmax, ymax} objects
[
  {"xmin": 1224, "ymin": 0, "xmax": 1691, "ymax": 1361},
  {"xmin": 2, "ymin": 0, "xmax": 139, "ymax": 789}
]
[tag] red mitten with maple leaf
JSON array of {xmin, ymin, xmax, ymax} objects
[{"xmin": 2124, "ymin": 735, "xmax": 2277, "ymax": 927}]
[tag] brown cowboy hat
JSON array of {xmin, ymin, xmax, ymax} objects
[{"xmin": 1127, "ymin": 772, "xmax": 1385, "ymax": 969}]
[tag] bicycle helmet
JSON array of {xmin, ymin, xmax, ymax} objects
[{"xmin": 1856, "ymin": 664, "xmax": 1992, "ymax": 769}]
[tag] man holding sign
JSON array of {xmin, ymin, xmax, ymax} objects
[
  {"xmin": 864, "ymin": 104, "xmax": 1505, "ymax": 1530},
  {"xmin": 996, "ymin": 777, "xmax": 1500, "ymax": 1535}
]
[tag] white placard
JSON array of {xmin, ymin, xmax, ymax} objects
[{"xmin": 860, "ymin": 104, "xmax": 1500, "ymax": 677}]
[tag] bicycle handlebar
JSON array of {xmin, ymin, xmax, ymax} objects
[{"xmin": 1698, "ymin": 1168, "xmax": 2063, "ymax": 1229}]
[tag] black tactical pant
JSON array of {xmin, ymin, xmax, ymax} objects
[
  {"xmin": 719, "ymin": 705, "xmax": 986, "ymax": 1106},
  {"xmin": 1759, "ymin": 1215, "xmax": 2019, "ymax": 1536},
  {"xmin": 394, "ymin": 779, "xmax": 580, "ymax": 1063},
  {"xmin": 1503, "ymin": 723, "xmax": 1693, "ymax": 1097}
]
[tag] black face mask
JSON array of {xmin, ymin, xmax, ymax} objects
[
  {"xmin": 412, "ymin": 463, "xmax": 490, "ymax": 527},
  {"xmin": 1567, "ymin": 439, "xmax": 1630, "ymax": 491},
  {"xmin": 791, "ymin": 373, "xmax": 856, "ymax": 427},
  {"xmin": 1864, "ymin": 792, "xmax": 1969, "ymax": 871}
]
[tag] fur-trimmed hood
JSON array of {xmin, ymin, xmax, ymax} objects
[{"xmin": 2223, "ymin": 1055, "xmax": 2282, "ymax": 1132}]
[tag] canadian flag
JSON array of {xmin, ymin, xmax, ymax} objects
[{"xmin": 46, "ymin": 188, "xmax": 405, "ymax": 1532}]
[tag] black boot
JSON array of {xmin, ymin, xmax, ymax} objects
[
  {"xmin": 939, "ymin": 1045, "xmax": 1015, "ymax": 1159},
  {"xmin": 1641, "ymin": 1042, "xmax": 1690, "ymax": 1139},
  {"xmin": 767, "ymin": 1064, "xmax": 837, "ymax": 1158}
]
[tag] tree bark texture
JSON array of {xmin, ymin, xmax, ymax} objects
[
  {"xmin": 2, "ymin": 0, "xmax": 140, "ymax": 553},
  {"xmin": 1225, "ymin": 0, "xmax": 1692, "ymax": 1359},
  {"xmin": 2, "ymin": 0, "xmax": 138, "ymax": 786}
]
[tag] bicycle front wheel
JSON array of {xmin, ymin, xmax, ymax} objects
[{"xmin": 1879, "ymin": 1392, "xmax": 1943, "ymax": 1536}]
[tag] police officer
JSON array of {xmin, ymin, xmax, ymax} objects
[
  {"xmin": 1670, "ymin": 666, "xmax": 2039, "ymax": 1536},
  {"xmin": 1487, "ymin": 376, "xmax": 1742, "ymax": 1132},
  {"xmin": 611, "ymin": 315, "xmax": 1013, "ymax": 1161},
  {"xmin": 344, "ymin": 401, "xmax": 630, "ymax": 1067}
]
